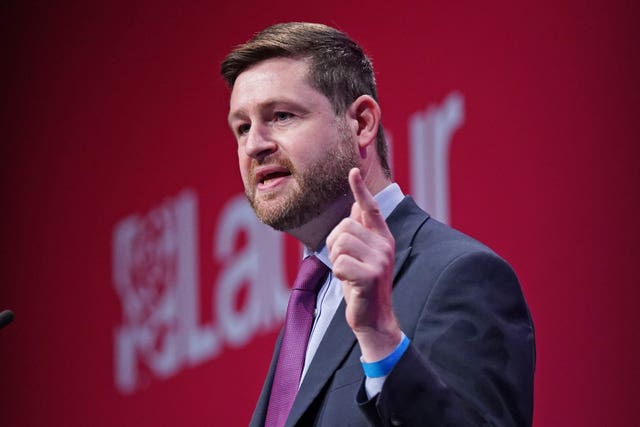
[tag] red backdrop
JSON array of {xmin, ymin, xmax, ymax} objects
[{"xmin": 1, "ymin": 1, "xmax": 638, "ymax": 426}]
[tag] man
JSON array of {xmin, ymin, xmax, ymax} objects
[{"xmin": 221, "ymin": 22, "xmax": 535, "ymax": 426}]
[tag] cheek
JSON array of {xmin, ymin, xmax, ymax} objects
[
  {"xmin": 296, "ymin": 133, "xmax": 336, "ymax": 165},
  {"xmin": 237, "ymin": 154, "xmax": 250, "ymax": 180},
  {"xmin": 289, "ymin": 140, "xmax": 320, "ymax": 166}
]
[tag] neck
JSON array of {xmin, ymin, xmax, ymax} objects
[
  {"xmin": 360, "ymin": 159, "xmax": 392, "ymax": 196},
  {"xmin": 285, "ymin": 192, "xmax": 353, "ymax": 251}
]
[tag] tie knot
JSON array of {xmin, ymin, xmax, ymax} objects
[{"xmin": 293, "ymin": 255, "xmax": 329, "ymax": 293}]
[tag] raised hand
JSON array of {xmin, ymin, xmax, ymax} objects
[{"xmin": 326, "ymin": 168, "xmax": 402, "ymax": 361}]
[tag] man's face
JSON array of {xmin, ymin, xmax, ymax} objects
[{"xmin": 228, "ymin": 57, "xmax": 359, "ymax": 231}]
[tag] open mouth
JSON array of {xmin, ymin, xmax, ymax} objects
[
  {"xmin": 259, "ymin": 170, "xmax": 291, "ymax": 185},
  {"xmin": 253, "ymin": 164, "xmax": 294, "ymax": 191}
]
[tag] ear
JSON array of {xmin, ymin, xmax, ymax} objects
[{"xmin": 346, "ymin": 95, "xmax": 381, "ymax": 154}]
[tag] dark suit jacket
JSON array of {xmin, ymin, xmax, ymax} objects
[{"xmin": 249, "ymin": 197, "xmax": 535, "ymax": 426}]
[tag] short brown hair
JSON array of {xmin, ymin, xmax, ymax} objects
[{"xmin": 221, "ymin": 22, "xmax": 391, "ymax": 178}]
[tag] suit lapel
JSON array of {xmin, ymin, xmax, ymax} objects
[
  {"xmin": 386, "ymin": 197, "xmax": 430, "ymax": 283},
  {"xmin": 285, "ymin": 197, "xmax": 429, "ymax": 426}
]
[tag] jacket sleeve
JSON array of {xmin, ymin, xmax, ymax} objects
[{"xmin": 357, "ymin": 250, "xmax": 535, "ymax": 426}]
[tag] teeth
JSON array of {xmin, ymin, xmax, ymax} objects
[{"xmin": 263, "ymin": 176, "xmax": 279, "ymax": 184}]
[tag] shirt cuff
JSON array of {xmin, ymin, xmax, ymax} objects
[
  {"xmin": 360, "ymin": 333, "xmax": 410, "ymax": 377},
  {"xmin": 364, "ymin": 375, "xmax": 387, "ymax": 399}
]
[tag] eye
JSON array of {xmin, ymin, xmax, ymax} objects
[
  {"xmin": 274, "ymin": 111, "xmax": 293, "ymax": 122},
  {"xmin": 237, "ymin": 123, "xmax": 250, "ymax": 136}
]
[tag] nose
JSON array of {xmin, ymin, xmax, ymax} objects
[{"xmin": 244, "ymin": 123, "xmax": 277, "ymax": 161}]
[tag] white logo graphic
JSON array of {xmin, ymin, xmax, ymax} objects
[
  {"xmin": 409, "ymin": 92, "xmax": 465, "ymax": 224},
  {"xmin": 112, "ymin": 190, "xmax": 289, "ymax": 394}
]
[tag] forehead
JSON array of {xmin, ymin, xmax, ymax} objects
[
  {"xmin": 228, "ymin": 57, "xmax": 326, "ymax": 117},
  {"xmin": 236, "ymin": 56, "xmax": 311, "ymax": 87}
]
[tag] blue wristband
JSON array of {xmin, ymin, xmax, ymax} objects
[{"xmin": 360, "ymin": 333, "xmax": 410, "ymax": 378}]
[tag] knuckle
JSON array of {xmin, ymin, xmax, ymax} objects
[{"xmin": 333, "ymin": 235, "xmax": 350, "ymax": 254}]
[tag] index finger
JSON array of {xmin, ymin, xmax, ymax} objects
[{"xmin": 348, "ymin": 167, "xmax": 388, "ymax": 232}]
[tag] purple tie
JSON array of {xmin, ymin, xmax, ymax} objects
[{"xmin": 265, "ymin": 255, "xmax": 329, "ymax": 427}]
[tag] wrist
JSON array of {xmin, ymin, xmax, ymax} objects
[
  {"xmin": 356, "ymin": 324, "xmax": 403, "ymax": 362},
  {"xmin": 360, "ymin": 333, "xmax": 410, "ymax": 378}
]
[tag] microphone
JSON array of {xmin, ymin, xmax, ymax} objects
[{"xmin": 0, "ymin": 309, "xmax": 14, "ymax": 329}]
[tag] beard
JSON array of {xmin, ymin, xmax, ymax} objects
[{"xmin": 244, "ymin": 128, "xmax": 359, "ymax": 231}]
